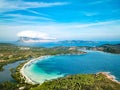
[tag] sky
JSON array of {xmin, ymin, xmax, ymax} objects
[{"xmin": 0, "ymin": 0, "xmax": 120, "ymax": 41}]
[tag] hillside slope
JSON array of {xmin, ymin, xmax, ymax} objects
[{"xmin": 30, "ymin": 73, "xmax": 120, "ymax": 90}]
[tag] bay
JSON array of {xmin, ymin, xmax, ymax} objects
[{"xmin": 23, "ymin": 51, "xmax": 120, "ymax": 83}]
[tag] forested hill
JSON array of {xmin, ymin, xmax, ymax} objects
[
  {"xmin": 30, "ymin": 73, "xmax": 120, "ymax": 90},
  {"xmin": 97, "ymin": 44, "xmax": 120, "ymax": 54},
  {"xmin": 78, "ymin": 44, "xmax": 120, "ymax": 54}
]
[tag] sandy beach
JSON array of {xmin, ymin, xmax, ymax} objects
[
  {"xmin": 98, "ymin": 72, "xmax": 120, "ymax": 84},
  {"xmin": 20, "ymin": 56, "xmax": 120, "ymax": 85},
  {"xmin": 20, "ymin": 56, "xmax": 50, "ymax": 84}
]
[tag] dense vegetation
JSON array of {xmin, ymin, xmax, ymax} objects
[
  {"xmin": 97, "ymin": 44, "xmax": 120, "ymax": 54},
  {"xmin": 0, "ymin": 81, "xmax": 38, "ymax": 90},
  {"xmin": 78, "ymin": 44, "xmax": 120, "ymax": 54},
  {"xmin": 31, "ymin": 73, "xmax": 120, "ymax": 90},
  {"xmin": 0, "ymin": 81, "xmax": 18, "ymax": 90},
  {"xmin": 0, "ymin": 61, "xmax": 38, "ymax": 90}
]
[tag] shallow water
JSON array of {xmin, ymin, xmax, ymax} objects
[{"xmin": 23, "ymin": 51, "xmax": 120, "ymax": 83}]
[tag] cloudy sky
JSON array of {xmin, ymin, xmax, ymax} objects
[{"xmin": 0, "ymin": 0, "xmax": 120, "ymax": 41}]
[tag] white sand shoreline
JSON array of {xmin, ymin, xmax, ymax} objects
[
  {"xmin": 20, "ymin": 56, "xmax": 120, "ymax": 85},
  {"xmin": 20, "ymin": 56, "xmax": 50, "ymax": 84},
  {"xmin": 97, "ymin": 72, "xmax": 120, "ymax": 84}
]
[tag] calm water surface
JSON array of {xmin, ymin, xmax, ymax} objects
[
  {"xmin": 24, "ymin": 51, "xmax": 120, "ymax": 83},
  {"xmin": 0, "ymin": 60, "xmax": 25, "ymax": 82}
]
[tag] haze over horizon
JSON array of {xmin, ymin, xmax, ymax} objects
[{"xmin": 0, "ymin": 0, "xmax": 120, "ymax": 41}]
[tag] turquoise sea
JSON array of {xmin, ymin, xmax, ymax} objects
[{"xmin": 23, "ymin": 51, "xmax": 120, "ymax": 84}]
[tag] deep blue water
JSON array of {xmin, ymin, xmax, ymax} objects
[{"xmin": 24, "ymin": 51, "xmax": 120, "ymax": 83}]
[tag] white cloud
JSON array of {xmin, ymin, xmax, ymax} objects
[
  {"xmin": 71, "ymin": 20, "xmax": 120, "ymax": 28},
  {"xmin": 0, "ymin": 0, "xmax": 69, "ymax": 13},
  {"xmin": 0, "ymin": 0, "xmax": 68, "ymax": 24},
  {"xmin": 26, "ymin": 9, "xmax": 50, "ymax": 16},
  {"xmin": 0, "ymin": 13, "xmax": 54, "ymax": 25},
  {"xmin": 4, "ymin": 13, "xmax": 53, "ymax": 21},
  {"xmin": 17, "ymin": 31, "xmax": 56, "ymax": 40}
]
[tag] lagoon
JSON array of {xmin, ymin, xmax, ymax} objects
[
  {"xmin": 0, "ymin": 60, "xmax": 25, "ymax": 82},
  {"xmin": 23, "ymin": 51, "xmax": 120, "ymax": 84}
]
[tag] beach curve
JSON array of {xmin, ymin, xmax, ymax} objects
[{"xmin": 20, "ymin": 56, "xmax": 50, "ymax": 84}]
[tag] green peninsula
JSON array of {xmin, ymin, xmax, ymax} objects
[{"xmin": 31, "ymin": 73, "xmax": 120, "ymax": 90}]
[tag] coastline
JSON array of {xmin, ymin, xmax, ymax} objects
[
  {"xmin": 20, "ymin": 53, "xmax": 86, "ymax": 84},
  {"xmin": 97, "ymin": 72, "xmax": 120, "ymax": 84},
  {"xmin": 20, "ymin": 55, "xmax": 120, "ymax": 85},
  {"xmin": 20, "ymin": 56, "xmax": 50, "ymax": 84}
]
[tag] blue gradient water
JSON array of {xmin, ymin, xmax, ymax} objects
[{"xmin": 24, "ymin": 51, "xmax": 120, "ymax": 83}]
